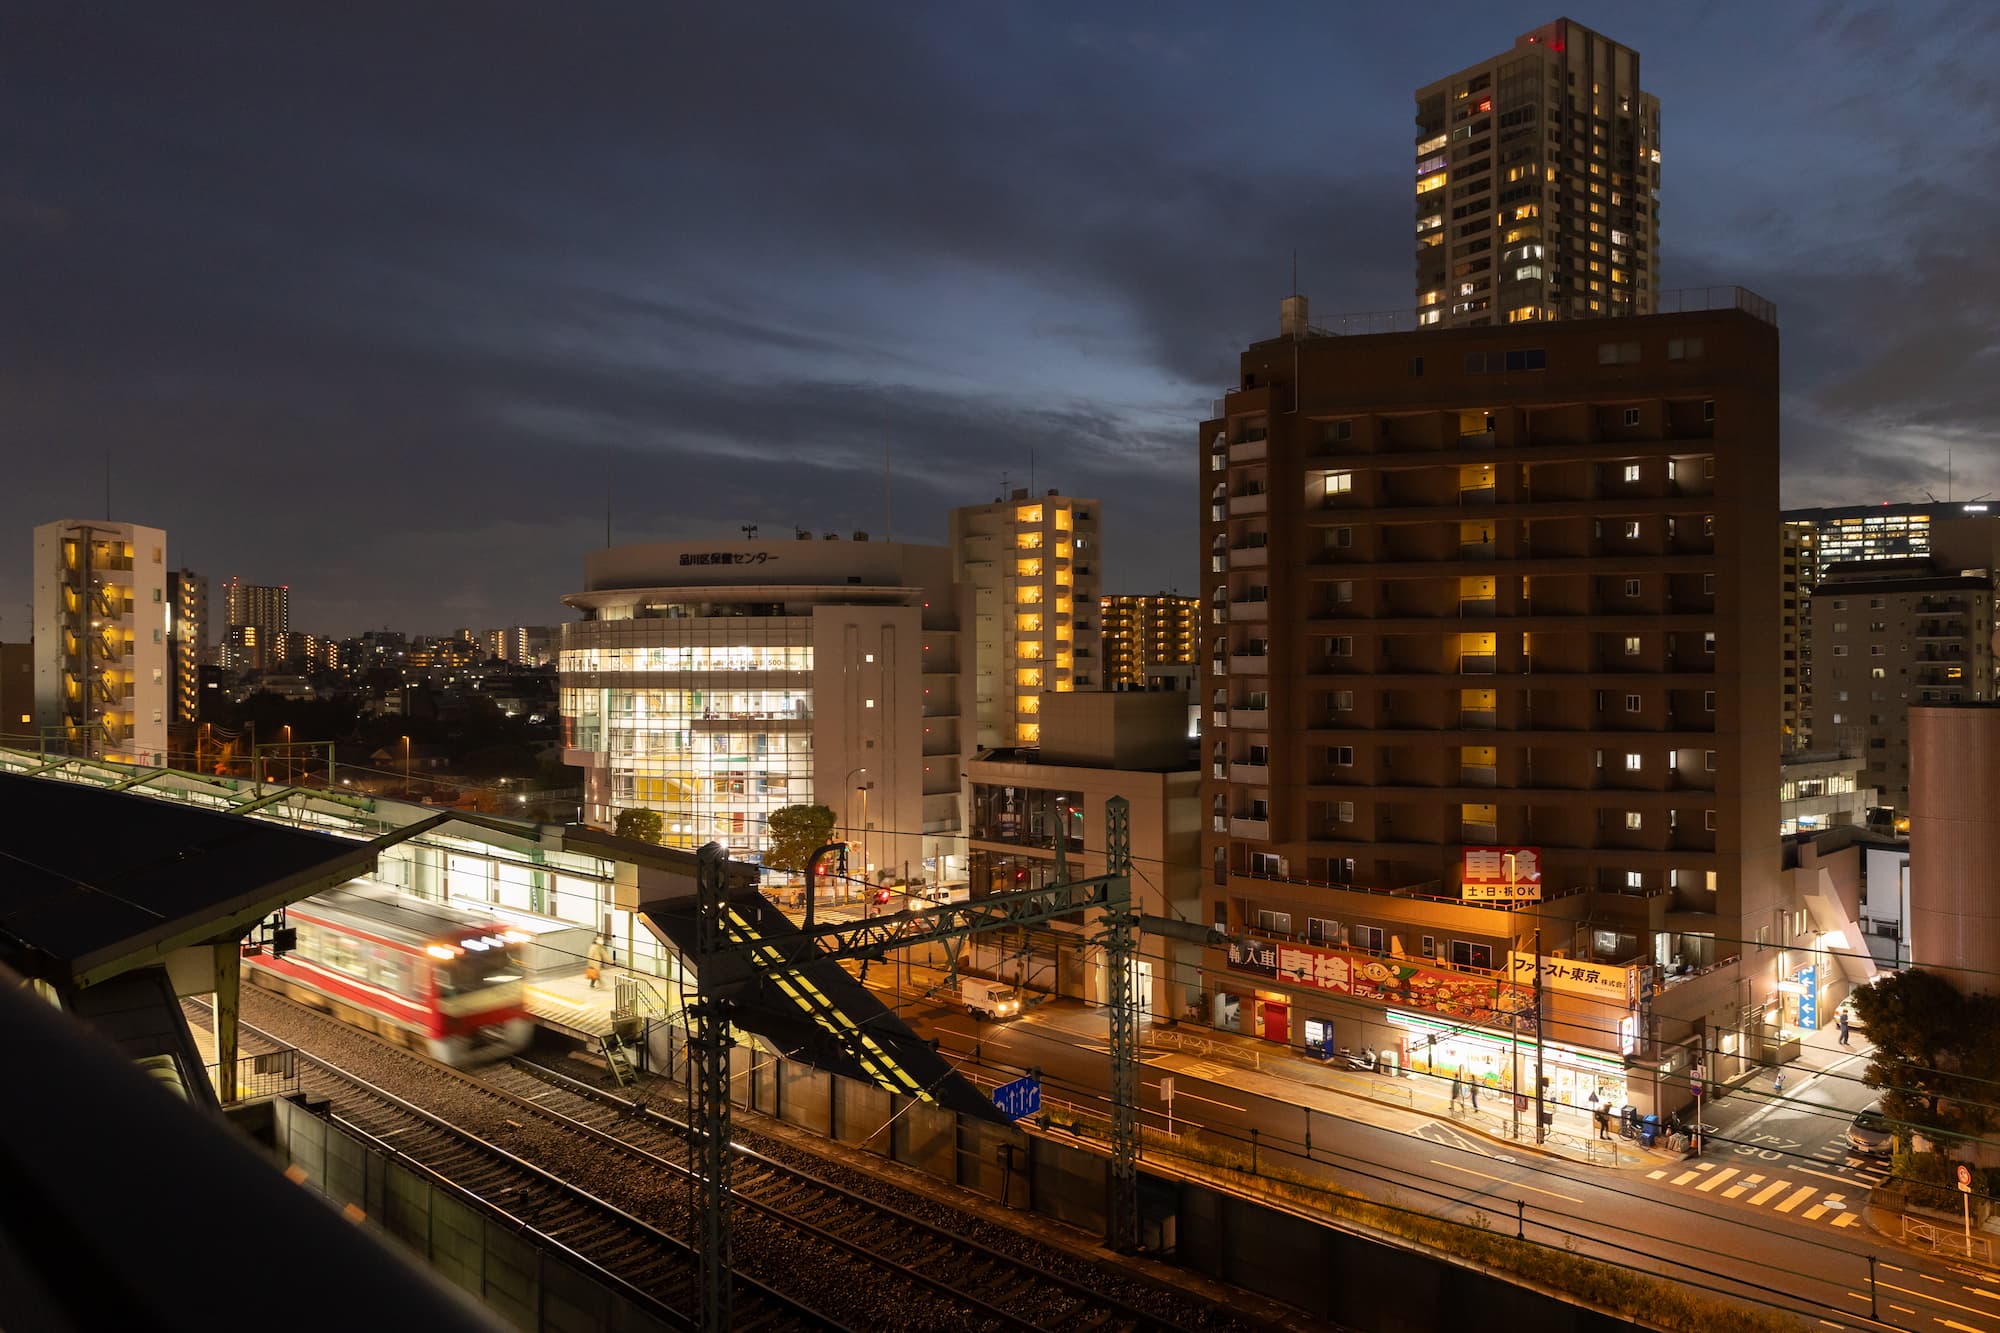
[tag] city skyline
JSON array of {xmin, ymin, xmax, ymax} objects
[{"xmin": 4, "ymin": 3, "xmax": 1997, "ymax": 637}]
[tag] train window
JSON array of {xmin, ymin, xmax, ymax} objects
[
  {"xmin": 325, "ymin": 935, "xmax": 367, "ymax": 980},
  {"xmin": 370, "ymin": 951, "xmax": 411, "ymax": 996}
]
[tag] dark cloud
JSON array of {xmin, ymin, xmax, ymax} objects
[{"xmin": 1, "ymin": 2, "xmax": 1997, "ymax": 633}]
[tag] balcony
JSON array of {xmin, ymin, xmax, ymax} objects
[
  {"xmin": 1228, "ymin": 653, "xmax": 1270, "ymax": 676},
  {"xmin": 1459, "ymin": 765, "xmax": 1498, "ymax": 787},
  {"xmin": 1231, "ymin": 544, "xmax": 1269, "ymax": 568},
  {"xmin": 1458, "ymin": 597, "xmax": 1497, "ymax": 615},
  {"xmin": 1229, "ymin": 816, "xmax": 1271, "ymax": 841},
  {"xmin": 1228, "ymin": 490, "xmax": 1269, "ymax": 516},
  {"xmin": 1228, "ymin": 708, "xmax": 1270, "ymax": 729},
  {"xmin": 1458, "ymin": 654, "xmax": 1498, "ymax": 674},
  {"xmin": 1460, "ymin": 822, "xmax": 1499, "ymax": 843},
  {"xmin": 1229, "ymin": 761, "xmax": 1270, "ymax": 784},
  {"xmin": 1229, "ymin": 438, "xmax": 1268, "ymax": 464},
  {"xmin": 1460, "ymin": 708, "xmax": 1497, "ymax": 729},
  {"xmin": 1458, "ymin": 541, "xmax": 1496, "ymax": 559},
  {"xmin": 1458, "ymin": 430, "xmax": 1496, "ymax": 449}
]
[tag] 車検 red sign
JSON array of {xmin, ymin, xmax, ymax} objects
[{"xmin": 1461, "ymin": 846, "xmax": 1542, "ymax": 902}]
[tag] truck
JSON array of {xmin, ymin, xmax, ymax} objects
[{"xmin": 957, "ymin": 977, "xmax": 1021, "ymax": 1020}]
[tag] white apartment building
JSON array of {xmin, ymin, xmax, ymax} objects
[
  {"xmin": 32, "ymin": 519, "xmax": 170, "ymax": 766},
  {"xmin": 950, "ymin": 489, "xmax": 1103, "ymax": 750},
  {"xmin": 559, "ymin": 535, "xmax": 965, "ymax": 879}
]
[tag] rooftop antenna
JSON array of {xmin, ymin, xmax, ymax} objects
[{"xmin": 740, "ymin": 523, "xmax": 758, "ymax": 541}]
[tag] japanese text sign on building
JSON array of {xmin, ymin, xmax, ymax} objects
[
  {"xmin": 1508, "ymin": 952, "xmax": 1633, "ymax": 1002},
  {"xmin": 1461, "ymin": 846, "xmax": 1543, "ymax": 902},
  {"xmin": 1224, "ymin": 935, "xmax": 1530, "ymax": 1029},
  {"xmin": 678, "ymin": 551, "xmax": 772, "ymax": 566}
]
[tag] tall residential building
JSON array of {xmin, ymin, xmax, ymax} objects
[
  {"xmin": 220, "ymin": 577, "xmax": 289, "ymax": 672},
  {"xmin": 950, "ymin": 491, "xmax": 1102, "ymax": 749},
  {"xmin": 1198, "ymin": 292, "xmax": 1786, "ymax": 1118},
  {"xmin": 1, "ymin": 641, "xmax": 32, "ymax": 748},
  {"xmin": 1784, "ymin": 496, "xmax": 2000, "ymax": 788},
  {"xmin": 485, "ymin": 626, "xmax": 556, "ymax": 666},
  {"xmin": 559, "ymin": 535, "xmax": 965, "ymax": 878},
  {"xmin": 31, "ymin": 520, "xmax": 170, "ymax": 766},
  {"xmin": 1101, "ymin": 594, "xmax": 1198, "ymax": 690},
  {"xmin": 1415, "ymin": 18, "xmax": 1660, "ymax": 329},
  {"xmin": 171, "ymin": 569, "xmax": 207, "ymax": 723},
  {"xmin": 1808, "ymin": 566, "xmax": 1996, "ymax": 818},
  {"xmin": 1779, "ymin": 525, "xmax": 1811, "ymax": 749}
]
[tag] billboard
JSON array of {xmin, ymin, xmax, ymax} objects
[
  {"xmin": 1508, "ymin": 952, "xmax": 1635, "ymax": 1002},
  {"xmin": 1461, "ymin": 846, "xmax": 1542, "ymax": 902},
  {"xmin": 1225, "ymin": 936, "xmax": 1532, "ymax": 1029}
]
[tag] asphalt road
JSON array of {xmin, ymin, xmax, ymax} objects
[{"xmin": 880, "ymin": 987, "xmax": 2000, "ymax": 1333}]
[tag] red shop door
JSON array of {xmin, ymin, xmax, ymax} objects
[{"xmin": 1262, "ymin": 1002, "xmax": 1289, "ymax": 1044}]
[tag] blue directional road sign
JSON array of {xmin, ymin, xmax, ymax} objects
[{"xmin": 993, "ymin": 1075, "xmax": 1041, "ymax": 1121}]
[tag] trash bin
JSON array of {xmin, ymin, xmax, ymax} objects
[{"xmin": 1640, "ymin": 1112, "xmax": 1659, "ymax": 1148}]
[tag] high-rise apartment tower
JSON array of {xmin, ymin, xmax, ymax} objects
[
  {"xmin": 172, "ymin": 569, "xmax": 207, "ymax": 722},
  {"xmin": 950, "ymin": 491, "xmax": 1102, "ymax": 749},
  {"xmin": 1416, "ymin": 18, "xmax": 1660, "ymax": 329},
  {"xmin": 221, "ymin": 576, "xmax": 290, "ymax": 672},
  {"xmin": 32, "ymin": 519, "xmax": 170, "ymax": 766},
  {"xmin": 1101, "ymin": 594, "xmax": 1199, "ymax": 690}
]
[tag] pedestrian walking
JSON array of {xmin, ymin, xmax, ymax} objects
[
  {"xmin": 1450, "ymin": 1076, "xmax": 1462, "ymax": 1108},
  {"xmin": 1837, "ymin": 1010, "xmax": 1850, "ymax": 1047},
  {"xmin": 586, "ymin": 935, "xmax": 607, "ymax": 989},
  {"xmin": 1468, "ymin": 1080, "xmax": 1479, "ymax": 1112},
  {"xmin": 1594, "ymin": 1103, "xmax": 1611, "ymax": 1140}
]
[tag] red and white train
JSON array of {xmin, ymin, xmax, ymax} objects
[{"xmin": 246, "ymin": 885, "xmax": 535, "ymax": 1064}]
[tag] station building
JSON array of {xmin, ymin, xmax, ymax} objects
[{"xmin": 559, "ymin": 535, "xmax": 965, "ymax": 880}]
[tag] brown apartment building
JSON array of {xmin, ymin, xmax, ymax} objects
[{"xmin": 1198, "ymin": 291, "xmax": 1787, "ymax": 1118}]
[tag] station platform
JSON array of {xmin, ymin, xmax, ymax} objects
[{"xmin": 523, "ymin": 968, "xmax": 626, "ymax": 1040}]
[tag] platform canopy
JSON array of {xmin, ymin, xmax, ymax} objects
[{"xmin": 0, "ymin": 771, "xmax": 377, "ymax": 990}]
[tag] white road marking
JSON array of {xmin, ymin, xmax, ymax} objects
[
  {"xmin": 1696, "ymin": 1167, "xmax": 1741, "ymax": 1193},
  {"xmin": 1749, "ymin": 1179, "xmax": 1793, "ymax": 1205},
  {"xmin": 1429, "ymin": 1159, "xmax": 1584, "ymax": 1203}
]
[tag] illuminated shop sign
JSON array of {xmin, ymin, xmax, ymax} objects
[
  {"xmin": 1461, "ymin": 846, "xmax": 1542, "ymax": 902},
  {"xmin": 1507, "ymin": 952, "xmax": 1635, "ymax": 1002},
  {"xmin": 1224, "ymin": 937, "xmax": 1532, "ymax": 1029}
]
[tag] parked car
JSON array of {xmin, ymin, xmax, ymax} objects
[
  {"xmin": 1847, "ymin": 1104, "xmax": 1894, "ymax": 1156},
  {"xmin": 957, "ymin": 977, "xmax": 1022, "ymax": 1020}
]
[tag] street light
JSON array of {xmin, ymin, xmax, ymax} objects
[{"xmin": 842, "ymin": 766, "xmax": 869, "ymax": 901}]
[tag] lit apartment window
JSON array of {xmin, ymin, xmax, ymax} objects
[
  {"xmin": 1625, "ymin": 694, "xmax": 1641, "ymax": 712},
  {"xmin": 1016, "ymin": 504, "xmax": 1042, "ymax": 523},
  {"xmin": 1624, "ymin": 578, "xmax": 1641, "ymax": 597},
  {"xmin": 1016, "ymin": 558, "xmax": 1042, "ymax": 577},
  {"xmin": 1623, "ymin": 520, "xmax": 1641, "ymax": 539},
  {"xmin": 1622, "ymin": 464, "xmax": 1640, "ymax": 482},
  {"xmin": 1326, "ymin": 473, "xmax": 1354, "ymax": 496},
  {"xmin": 1624, "ymin": 636, "xmax": 1641, "ymax": 655},
  {"xmin": 1625, "ymin": 812, "xmax": 1642, "ymax": 830},
  {"xmin": 1331, "ymin": 746, "xmax": 1355, "ymax": 766},
  {"xmin": 1625, "ymin": 871, "xmax": 1643, "ymax": 889},
  {"xmin": 1016, "ymin": 530, "xmax": 1043, "ymax": 549},
  {"xmin": 1624, "ymin": 753, "xmax": 1641, "ymax": 771}
]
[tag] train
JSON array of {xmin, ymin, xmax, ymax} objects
[{"xmin": 245, "ymin": 884, "xmax": 536, "ymax": 1064}]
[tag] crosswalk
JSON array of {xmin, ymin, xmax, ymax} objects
[
  {"xmin": 1646, "ymin": 1158, "xmax": 1866, "ymax": 1226},
  {"xmin": 1805, "ymin": 1134, "xmax": 1891, "ymax": 1188}
]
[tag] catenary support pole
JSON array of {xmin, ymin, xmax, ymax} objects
[
  {"xmin": 691, "ymin": 843, "xmax": 735, "ymax": 1333},
  {"xmin": 1101, "ymin": 796, "xmax": 1139, "ymax": 1252}
]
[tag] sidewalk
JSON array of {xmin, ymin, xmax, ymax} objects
[{"xmin": 868, "ymin": 954, "xmax": 1669, "ymax": 1172}]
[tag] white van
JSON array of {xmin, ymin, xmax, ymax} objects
[{"xmin": 958, "ymin": 977, "xmax": 1021, "ymax": 1020}]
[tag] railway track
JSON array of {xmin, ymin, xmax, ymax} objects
[
  {"xmin": 186, "ymin": 997, "xmax": 822, "ymax": 1330},
  {"xmin": 194, "ymin": 991, "xmax": 1270, "ymax": 1332}
]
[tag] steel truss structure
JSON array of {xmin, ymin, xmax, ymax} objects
[{"xmin": 686, "ymin": 797, "xmax": 1138, "ymax": 1330}]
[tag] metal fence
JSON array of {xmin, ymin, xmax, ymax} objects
[{"xmin": 207, "ymin": 1047, "xmax": 300, "ymax": 1102}]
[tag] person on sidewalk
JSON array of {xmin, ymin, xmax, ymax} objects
[
  {"xmin": 1594, "ymin": 1102, "xmax": 1611, "ymax": 1139},
  {"xmin": 1837, "ymin": 1010, "xmax": 1851, "ymax": 1047},
  {"xmin": 1449, "ymin": 1076, "xmax": 1462, "ymax": 1108},
  {"xmin": 586, "ymin": 935, "xmax": 607, "ymax": 989},
  {"xmin": 1467, "ymin": 1080, "xmax": 1479, "ymax": 1112}
]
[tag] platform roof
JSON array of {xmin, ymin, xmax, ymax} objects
[
  {"xmin": 0, "ymin": 771, "xmax": 377, "ymax": 988},
  {"xmin": 642, "ymin": 887, "xmax": 1008, "ymax": 1124}
]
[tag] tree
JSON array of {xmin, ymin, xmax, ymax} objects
[
  {"xmin": 1850, "ymin": 969, "xmax": 2000, "ymax": 1140},
  {"xmin": 764, "ymin": 803, "xmax": 837, "ymax": 874},
  {"xmin": 614, "ymin": 807, "xmax": 664, "ymax": 845}
]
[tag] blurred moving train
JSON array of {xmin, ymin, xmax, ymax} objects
[{"xmin": 245, "ymin": 885, "xmax": 535, "ymax": 1064}]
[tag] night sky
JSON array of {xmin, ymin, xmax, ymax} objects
[{"xmin": 5, "ymin": 2, "xmax": 1997, "ymax": 638}]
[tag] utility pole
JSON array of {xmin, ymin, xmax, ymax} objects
[{"xmin": 1533, "ymin": 926, "xmax": 1547, "ymax": 1146}]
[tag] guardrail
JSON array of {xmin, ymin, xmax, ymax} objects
[
  {"xmin": 206, "ymin": 1047, "xmax": 300, "ymax": 1101},
  {"xmin": 1903, "ymin": 1213, "xmax": 1994, "ymax": 1264}
]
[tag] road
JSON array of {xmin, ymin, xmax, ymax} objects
[{"xmin": 876, "ymin": 985, "xmax": 2000, "ymax": 1333}]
